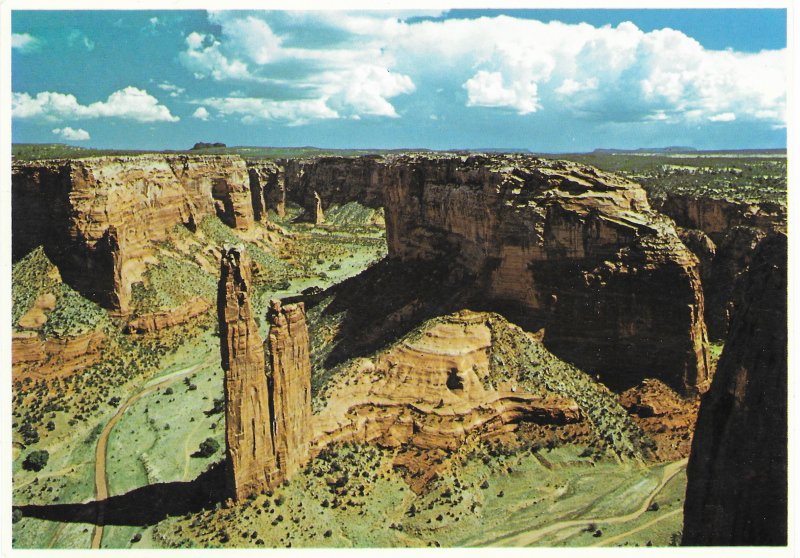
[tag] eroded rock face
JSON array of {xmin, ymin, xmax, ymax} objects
[
  {"xmin": 655, "ymin": 193, "xmax": 785, "ymax": 244},
  {"xmin": 312, "ymin": 191, "xmax": 325, "ymax": 225},
  {"xmin": 677, "ymin": 228, "xmax": 716, "ymax": 283},
  {"xmin": 657, "ymin": 194, "xmax": 786, "ymax": 340},
  {"xmin": 218, "ymin": 248, "xmax": 274, "ymax": 501},
  {"xmin": 683, "ymin": 232, "xmax": 787, "ymax": 546},
  {"xmin": 124, "ymin": 297, "xmax": 211, "ymax": 334},
  {"xmin": 13, "ymin": 155, "xmax": 254, "ymax": 312},
  {"xmin": 619, "ymin": 379, "xmax": 699, "ymax": 462},
  {"xmin": 381, "ymin": 155, "xmax": 710, "ymax": 395},
  {"xmin": 265, "ymin": 300, "xmax": 313, "ymax": 482},
  {"xmin": 703, "ymin": 226, "xmax": 767, "ymax": 339},
  {"xmin": 11, "ymin": 329, "xmax": 105, "ymax": 378},
  {"xmin": 218, "ymin": 250, "xmax": 313, "ymax": 501},
  {"xmin": 247, "ymin": 160, "xmax": 284, "ymax": 220},
  {"xmin": 312, "ymin": 311, "xmax": 582, "ymax": 452},
  {"xmin": 282, "ymin": 156, "xmax": 386, "ymax": 216}
]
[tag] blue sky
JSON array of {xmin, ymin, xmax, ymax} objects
[{"xmin": 11, "ymin": 9, "xmax": 787, "ymax": 151}]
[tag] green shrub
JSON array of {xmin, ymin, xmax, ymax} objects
[
  {"xmin": 22, "ymin": 449, "xmax": 49, "ymax": 471},
  {"xmin": 196, "ymin": 437, "xmax": 220, "ymax": 458},
  {"xmin": 18, "ymin": 423, "xmax": 39, "ymax": 446}
]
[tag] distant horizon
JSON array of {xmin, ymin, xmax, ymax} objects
[
  {"xmin": 10, "ymin": 141, "xmax": 789, "ymax": 156},
  {"xmin": 11, "ymin": 9, "xmax": 787, "ymax": 152}
]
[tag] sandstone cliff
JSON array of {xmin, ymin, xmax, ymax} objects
[
  {"xmin": 13, "ymin": 155, "xmax": 256, "ymax": 312},
  {"xmin": 218, "ymin": 248, "xmax": 275, "ymax": 501},
  {"xmin": 380, "ymin": 155, "xmax": 710, "ymax": 395},
  {"xmin": 702, "ymin": 226, "xmax": 767, "ymax": 340},
  {"xmin": 218, "ymin": 250, "xmax": 312, "ymax": 501},
  {"xmin": 282, "ymin": 156, "xmax": 386, "ymax": 217},
  {"xmin": 312, "ymin": 192, "xmax": 325, "ymax": 225},
  {"xmin": 15, "ymin": 153, "xmax": 712, "ymax": 396},
  {"xmin": 655, "ymin": 193, "xmax": 785, "ymax": 244},
  {"xmin": 247, "ymin": 160, "xmax": 284, "ymax": 220},
  {"xmin": 311, "ymin": 311, "xmax": 582, "ymax": 453},
  {"xmin": 12, "ymin": 329, "xmax": 105, "ymax": 379},
  {"xmin": 656, "ymin": 193, "xmax": 785, "ymax": 339},
  {"xmin": 265, "ymin": 300, "xmax": 313, "ymax": 482},
  {"xmin": 682, "ymin": 232, "xmax": 787, "ymax": 545},
  {"xmin": 124, "ymin": 297, "xmax": 211, "ymax": 334}
]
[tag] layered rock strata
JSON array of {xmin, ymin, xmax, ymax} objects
[
  {"xmin": 15, "ymin": 153, "xmax": 713, "ymax": 396},
  {"xmin": 247, "ymin": 160, "xmax": 285, "ymax": 220},
  {"xmin": 381, "ymin": 155, "xmax": 710, "ymax": 395},
  {"xmin": 265, "ymin": 299, "xmax": 313, "ymax": 482},
  {"xmin": 12, "ymin": 288, "xmax": 105, "ymax": 378},
  {"xmin": 682, "ymin": 232, "xmax": 787, "ymax": 546},
  {"xmin": 218, "ymin": 249, "xmax": 312, "ymax": 501},
  {"xmin": 655, "ymin": 193, "xmax": 785, "ymax": 339},
  {"xmin": 312, "ymin": 311, "xmax": 581, "ymax": 452},
  {"xmin": 124, "ymin": 297, "xmax": 211, "ymax": 334},
  {"xmin": 218, "ymin": 248, "xmax": 274, "ymax": 501},
  {"xmin": 12, "ymin": 329, "xmax": 105, "ymax": 378},
  {"xmin": 655, "ymin": 193, "xmax": 785, "ymax": 244},
  {"xmin": 282, "ymin": 156, "xmax": 386, "ymax": 216},
  {"xmin": 13, "ymin": 155, "xmax": 254, "ymax": 312}
]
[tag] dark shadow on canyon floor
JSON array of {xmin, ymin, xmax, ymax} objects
[{"xmin": 14, "ymin": 461, "xmax": 227, "ymax": 527}]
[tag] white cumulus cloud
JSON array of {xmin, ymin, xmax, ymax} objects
[
  {"xmin": 180, "ymin": 12, "xmax": 417, "ymax": 124},
  {"xmin": 708, "ymin": 112, "xmax": 736, "ymax": 122},
  {"xmin": 198, "ymin": 96, "xmax": 338, "ymax": 126},
  {"xmin": 52, "ymin": 127, "xmax": 91, "ymax": 141},
  {"xmin": 179, "ymin": 12, "xmax": 786, "ymax": 128},
  {"xmin": 12, "ymin": 87, "xmax": 179, "ymax": 123},
  {"xmin": 157, "ymin": 82, "xmax": 186, "ymax": 97},
  {"xmin": 179, "ymin": 32, "xmax": 255, "ymax": 81},
  {"xmin": 464, "ymin": 71, "xmax": 540, "ymax": 114},
  {"xmin": 12, "ymin": 33, "xmax": 40, "ymax": 53},
  {"xmin": 192, "ymin": 106, "xmax": 210, "ymax": 120}
]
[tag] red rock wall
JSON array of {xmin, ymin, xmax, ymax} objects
[
  {"xmin": 655, "ymin": 193, "xmax": 785, "ymax": 244},
  {"xmin": 12, "ymin": 329, "xmax": 105, "ymax": 378},
  {"xmin": 265, "ymin": 300, "xmax": 312, "ymax": 483},
  {"xmin": 218, "ymin": 251, "xmax": 313, "ymax": 501},
  {"xmin": 282, "ymin": 156, "xmax": 386, "ymax": 217},
  {"xmin": 247, "ymin": 160, "xmax": 285, "ymax": 219},
  {"xmin": 124, "ymin": 297, "xmax": 211, "ymax": 334},
  {"xmin": 218, "ymin": 248, "xmax": 276, "ymax": 502},
  {"xmin": 683, "ymin": 232, "xmax": 787, "ymax": 545},
  {"xmin": 656, "ymin": 193, "xmax": 785, "ymax": 340},
  {"xmin": 381, "ymin": 155, "xmax": 711, "ymax": 395},
  {"xmin": 311, "ymin": 312, "xmax": 581, "ymax": 452},
  {"xmin": 13, "ymin": 155, "xmax": 255, "ymax": 312}
]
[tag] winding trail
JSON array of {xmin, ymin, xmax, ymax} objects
[
  {"xmin": 593, "ymin": 508, "xmax": 682, "ymax": 547},
  {"xmin": 90, "ymin": 363, "xmax": 205, "ymax": 549},
  {"xmin": 478, "ymin": 458, "xmax": 688, "ymax": 547}
]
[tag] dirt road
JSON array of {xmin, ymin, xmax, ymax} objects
[
  {"xmin": 90, "ymin": 364, "xmax": 204, "ymax": 549},
  {"xmin": 482, "ymin": 458, "xmax": 688, "ymax": 547}
]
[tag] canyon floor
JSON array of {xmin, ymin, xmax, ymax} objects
[{"xmin": 10, "ymin": 149, "xmax": 785, "ymax": 549}]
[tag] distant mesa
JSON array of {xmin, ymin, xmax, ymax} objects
[
  {"xmin": 592, "ymin": 146, "xmax": 697, "ymax": 154},
  {"xmin": 192, "ymin": 142, "xmax": 227, "ymax": 150}
]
